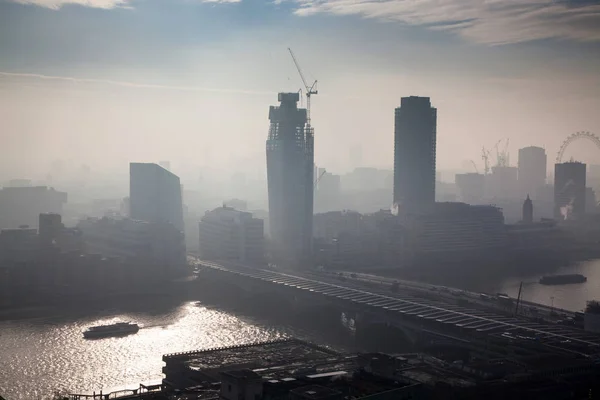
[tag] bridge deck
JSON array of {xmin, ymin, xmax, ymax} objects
[{"xmin": 199, "ymin": 262, "xmax": 600, "ymax": 357}]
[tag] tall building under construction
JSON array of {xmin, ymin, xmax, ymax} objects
[{"xmin": 266, "ymin": 92, "xmax": 314, "ymax": 262}]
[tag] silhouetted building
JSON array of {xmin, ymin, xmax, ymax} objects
[
  {"xmin": 518, "ymin": 146, "xmax": 547, "ymax": 198},
  {"xmin": 554, "ymin": 162, "xmax": 586, "ymax": 221},
  {"xmin": 455, "ymin": 173, "xmax": 484, "ymax": 204},
  {"xmin": 405, "ymin": 203, "xmax": 506, "ymax": 260},
  {"xmin": 486, "ymin": 166, "xmax": 518, "ymax": 200},
  {"xmin": 199, "ymin": 206, "xmax": 265, "ymax": 265},
  {"xmin": 586, "ymin": 187, "xmax": 598, "ymax": 214},
  {"xmin": 0, "ymin": 186, "xmax": 67, "ymax": 230},
  {"xmin": 159, "ymin": 161, "xmax": 171, "ymax": 171},
  {"xmin": 77, "ymin": 217, "xmax": 186, "ymax": 274},
  {"xmin": 266, "ymin": 93, "xmax": 314, "ymax": 262},
  {"xmin": 7, "ymin": 179, "xmax": 32, "ymax": 188},
  {"xmin": 522, "ymin": 195, "xmax": 533, "ymax": 224},
  {"xmin": 129, "ymin": 163, "xmax": 184, "ymax": 232},
  {"xmin": 393, "ymin": 96, "xmax": 437, "ymax": 215},
  {"xmin": 315, "ymin": 171, "xmax": 341, "ymax": 213},
  {"xmin": 39, "ymin": 213, "xmax": 63, "ymax": 247}
]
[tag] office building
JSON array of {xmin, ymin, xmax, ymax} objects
[
  {"xmin": 266, "ymin": 92, "xmax": 314, "ymax": 262},
  {"xmin": 455, "ymin": 173, "xmax": 484, "ymax": 204},
  {"xmin": 393, "ymin": 96, "xmax": 437, "ymax": 215},
  {"xmin": 486, "ymin": 166, "xmax": 518, "ymax": 200},
  {"xmin": 129, "ymin": 163, "xmax": 184, "ymax": 232},
  {"xmin": 406, "ymin": 203, "xmax": 506, "ymax": 257},
  {"xmin": 0, "ymin": 186, "xmax": 67, "ymax": 230},
  {"xmin": 199, "ymin": 206, "xmax": 265, "ymax": 266},
  {"xmin": 518, "ymin": 146, "xmax": 547, "ymax": 198},
  {"xmin": 554, "ymin": 162, "xmax": 586, "ymax": 221},
  {"xmin": 315, "ymin": 171, "xmax": 341, "ymax": 213},
  {"xmin": 77, "ymin": 217, "xmax": 186, "ymax": 274}
]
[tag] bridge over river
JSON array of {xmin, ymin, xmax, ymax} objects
[{"xmin": 196, "ymin": 260, "xmax": 600, "ymax": 359}]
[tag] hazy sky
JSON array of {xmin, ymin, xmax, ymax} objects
[{"xmin": 1, "ymin": 0, "xmax": 599, "ymax": 181}]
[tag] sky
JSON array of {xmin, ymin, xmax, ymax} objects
[{"xmin": 0, "ymin": 0, "xmax": 599, "ymax": 182}]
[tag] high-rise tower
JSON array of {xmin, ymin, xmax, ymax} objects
[
  {"xmin": 518, "ymin": 146, "xmax": 547, "ymax": 198},
  {"xmin": 266, "ymin": 92, "xmax": 314, "ymax": 262},
  {"xmin": 393, "ymin": 96, "xmax": 437, "ymax": 215},
  {"xmin": 554, "ymin": 161, "xmax": 586, "ymax": 221},
  {"xmin": 130, "ymin": 163, "xmax": 184, "ymax": 232}
]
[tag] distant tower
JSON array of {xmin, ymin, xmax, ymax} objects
[
  {"xmin": 266, "ymin": 92, "xmax": 314, "ymax": 262},
  {"xmin": 518, "ymin": 146, "xmax": 547, "ymax": 198},
  {"xmin": 129, "ymin": 163, "xmax": 184, "ymax": 232},
  {"xmin": 393, "ymin": 96, "xmax": 437, "ymax": 215},
  {"xmin": 522, "ymin": 195, "xmax": 533, "ymax": 224}
]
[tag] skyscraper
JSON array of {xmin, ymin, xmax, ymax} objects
[
  {"xmin": 266, "ymin": 92, "xmax": 314, "ymax": 262},
  {"xmin": 554, "ymin": 161, "xmax": 586, "ymax": 221},
  {"xmin": 518, "ymin": 146, "xmax": 547, "ymax": 198},
  {"xmin": 129, "ymin": 163, "xmax": 184, "ymax": 232},
  {"xmin": 393, "ymin": 96, "xmax": 437, "ymax": 215}
]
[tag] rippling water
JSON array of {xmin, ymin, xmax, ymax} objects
[{"xmin": 0, "ymin": 301, "xmax": 288, "ymax": 399}]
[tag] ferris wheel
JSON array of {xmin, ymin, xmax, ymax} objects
[{"xmin": 555, "ymin": 131, "xmax": 600, "ymax": 163}]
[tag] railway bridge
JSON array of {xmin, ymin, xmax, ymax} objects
[{"xmin": 196, "ymin": 260, "xmax": 600, "ymax": 361}]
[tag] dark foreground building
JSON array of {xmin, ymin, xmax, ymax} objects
[
  {"xmin": 130, "ymin": 163, "xmax": 184, "ymax": 233},
  {"xmin": 266, "ymin": 93, "xmax": 314, "ymax": 263},
  {"xmin": 394, "ymin": 96, "xmax": 437, "ymax": 215},
  {"xmin": 554, "ymin": 161, "xmax": 586, "ymax": 221}
]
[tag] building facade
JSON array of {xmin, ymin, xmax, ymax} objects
[
  {"xmin": 266, "ymin": 92, "xmax": 314, "ymax": 262},
  {"xmin": 198, "ymin": 206, "xmax": 265, "ymax": 266},
  {"xmin": 554, "ymin": 162, "xmax": 586, "ymax": 221},
  {"xmin": 77, "ymin": 217, "xmax": 186, "ymax": 275},
  {"xmin": 129, "ymin": 163, "xmax": 184, "ymax": 232},
  {"xmin": 518, "ymin": 146, "xmax": 547, "ymax": 198},
  {"xmin": 393, "ymin": 96, "xmax": 437, "ymax": 215},
  {"xmin": 0, "ymin": 186, "xmax": 67, "ymax": 230}
]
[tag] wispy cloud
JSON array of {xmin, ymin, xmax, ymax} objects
[
  {"xmin": 293, "ymin": 0, "xmax": 600, "ymax": 45},
  {"xmin": 9, "ymin": 0, "xmax": 131, "ymax": 9},
  {"xmin": 0, "ymin": 71, "xmax": 272, "ymax": 96}
]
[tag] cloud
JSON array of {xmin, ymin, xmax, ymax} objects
[
  {"xmin": 10, "ymin": 0, "xmax": 131, "ymax": 9},
  {"xmin": 292, "ymin": 0, "xmax": 600, "ymax": 44},
  {"xmin": 0, "ymin": 71, "xmax": 272, "ymax": 96}
]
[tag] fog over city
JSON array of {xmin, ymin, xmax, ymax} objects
[
  {"xmin": 2, "ymin": 1, "xmax": 600, "ymax": 399},
  {"xmin": 1, "ymin": 0, "xmax": 600, "ymax": 188}
]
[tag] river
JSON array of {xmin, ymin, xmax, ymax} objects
[
  {"xmin": 1, "ymin": 259, "xmax": 600, "ymax": 398},
  {"xmin": 460, "ymin": 258, "xmax": 600, "ymax": 312}
]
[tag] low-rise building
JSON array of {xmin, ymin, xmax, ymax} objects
[{"xmin": 199, "ymin": 206, "xmax": 265, "ymax": 266}]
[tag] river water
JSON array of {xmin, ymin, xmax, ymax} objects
[
  {"xmin": 1, "ymin": 258, "xmax": 599, "ymax": 398},
  {"xmin": 463, "ymin": 258, "xmax": 600, "ymax": 312}
]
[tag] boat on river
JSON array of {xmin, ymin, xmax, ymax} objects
[
  {"xmin": 83, "ymin": 322, "xmax": 139, "ymax": 339},
  {"xmin": 539, "ymin": 274, "xmax": 587, "ymax": 285}
]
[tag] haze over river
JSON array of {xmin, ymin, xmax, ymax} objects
[{"xmin": 1, "ymin": 258, "xmax": 600, "ymax": 399}]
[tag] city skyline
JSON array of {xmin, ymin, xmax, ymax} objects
[{"xmin": 0, "ymin": 0, "xmax": 599, "ymax": 180}]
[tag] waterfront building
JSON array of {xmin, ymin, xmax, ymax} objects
[
  {"xmin": 0, "ymin": 186, "xmax": 67, "ymax": 230},
  {"xmin": 393, "ymin": 96, "xmax": 437, "ymax": 215},
  {"xmin": 266, "ymin": 93, "xmax": 314, "ymax": 262},
  {"xmin": 518, "ymin": 146, "xmax": 547, "ymax": 198},
  {"xmin": 554, "ymin": 161, "xmax": 586, "ymax": 221},
  {"xmin": 129, "ymin": 163, "xmax": 184, "ymax": 232},
  {"xmin": 77, "ymin": 216, "xmax": 186, "ymax": 274},
  {"xmin": 405, "ymin": 202, "xmax": 506, "ymax": 259},
  {"xmin": 198, "ymin": 206, "xmax": 265, "ymax": 266}
]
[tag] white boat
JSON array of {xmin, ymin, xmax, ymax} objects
[{"xmin": 83, "ymin": 322, "xmax": 139, "ymax": 339}]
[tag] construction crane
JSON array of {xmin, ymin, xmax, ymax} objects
[
  {"xmin": 314, "ymin": 169, "xmax": 326, "ymax": 189},
  {"xmin": 481, "ymin": 147, "xmax": 491, "ymax": 175},
  {"xmin": 495, "ymin": 138, "xmax": 510, "ymax": 167},
  {"xmin": 288, "ymin": 48, "xmax": 318, "ymax": 127},
  {"xmin": 470, "ymin": 160, "xmax": 479, "ymax": 174}
]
